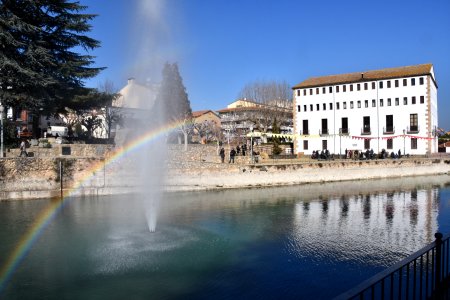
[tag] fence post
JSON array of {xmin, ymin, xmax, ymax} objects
[{"xmin": 435, "ymin": 232, "xmax": 443, "ymax": 292}]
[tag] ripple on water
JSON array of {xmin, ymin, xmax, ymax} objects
[{"xmin": 90, "ymin": 225, "xmax": 199, "ymax": 274}]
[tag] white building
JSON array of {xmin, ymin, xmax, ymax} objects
[{"xmin": 292, "ymin": 64, "xmax": 438, "ymax": 156}]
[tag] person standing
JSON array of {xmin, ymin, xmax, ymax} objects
[
  {"xmin": 219, "ymin": 147, "xmax": 225, "ymax": 163},
  {"xmin": 19, "ymin": 140, "xmax": 28, "ymax": 157},
  {"xmin": 229, "ymin": 148, "xmax": 236, "ymax": 163}
]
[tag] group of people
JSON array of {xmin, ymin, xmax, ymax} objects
[
  {"xmin": 219, "ymin": 144, "xmax": 248, "ymax": 163},
  {"xmin": 310, "ymin": 149, "xmax": 332, "ymax": 160},
  {"xmin": 311, "ymin": 148, "xmax": 406, "ymax": 161}
]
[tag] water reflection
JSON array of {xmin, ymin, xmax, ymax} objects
[{"xmin": 291, "ymin": 187, "xmax": 439, "ymax": 266}]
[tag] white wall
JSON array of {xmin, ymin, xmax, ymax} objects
[{"xmin": 294, "ymin": 75, "xmax": 438, "ymax": 155}]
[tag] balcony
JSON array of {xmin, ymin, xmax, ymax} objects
[
  {"xmin": 383, "ymin": 126, "xmax": 395, "ymax": 134},
  {"xmin": 319, "ymin": 129, "xmax": 329, "ymax": 136},
  {"xmin": 361, "ymin": 127, "xmax": 371, "ymax": 135},
  {"xmin": 407, "ymin": 125, "xmax": 419, "ymax": 134},
  {"xmin": 301, "ymin": 129, "xmax": 309, "ymax": 135},
  {"xmin": 339, "ymin": 128, "xmax": 349, "ymax": 135}
]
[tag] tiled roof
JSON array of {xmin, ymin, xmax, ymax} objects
[
  {"xmin": 293, "ymin": 64, "xmax": 433, "ymax": 89},
  {"xmin": 192, "ymin": 110, "xmax": 211, "ymax": 117}
]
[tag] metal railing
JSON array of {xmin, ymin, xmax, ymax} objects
[
  {"xmin": 361, "ymin": 127, "xmax": 371, "ymax": 135},
  {"xmin": 383, "ymin": 126, "xmax": 395, "ymax": 134},
  {"xmin": 407, "ymin": 125, "xmax": 420, "ymax": 134},
  {"xmin": 334, "ymin": 232, "xmax": 450, "ymax": 300},
  {"xmin": 301, "ymin": 129, "xmax": 309, "ymax": 135},
  {"xmin": 320, "ymin": 129, "xmax": 329, "ymax": 136}
]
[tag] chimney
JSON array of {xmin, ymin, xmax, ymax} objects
[{"xmin": 128, "ymin": 77, "xmax": 135, "ymax": 85}]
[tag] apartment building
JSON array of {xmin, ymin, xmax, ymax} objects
[{"xmin": 292, "ymin": 64, "xmax": 438, "ymax": 156}]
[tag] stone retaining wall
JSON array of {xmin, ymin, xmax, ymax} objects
[{"xmin": 1, "ymin": 143, "xmax": 450, "ymax": 200}]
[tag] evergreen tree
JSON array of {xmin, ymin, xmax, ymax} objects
[
  {"xmin": 0, "ymin": 0, "xmax": 104, "ymax": 112},
  {"xmin": 156, "ymin": 62, "xmax": 192, "ymax": 123},
  {"xmin": 155, "ymin": 62, "xmax": 193, "ymax": 148}
]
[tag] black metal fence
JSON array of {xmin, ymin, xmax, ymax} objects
[{"xmin": 335, "ymin": 232, "xmax": 450, "ymax": 300}]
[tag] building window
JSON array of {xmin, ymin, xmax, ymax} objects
[
  {"xmin": 310, "ymin": 104, "xmax": 313, "ymax": 111},
  {"xmin": 343, "ymin": 85, "xmax": 346, "ymax": 92},
  {"xmin": 350, "ymin": 101, "xmax": 354, "ymax": 109},
  {"xmin": 317, "ymin": 104, "xmax": 320, "ymax": 111},
  {"xmin": 364, "ymin": 139, "xmax": 370, "ymax": 149},
  {"xmin": 403, "ymin": 97, "xmax": 408, "ymax": 105},
  {"xmin": 323, "ymin": 103, "xmax": 326, "ymax": 110},
  {"xmin": 420, "ymin": 77, "xmax": 424, "ymax": 85},
  {"xmin": 322, "ymin": 140, "xmax": 327, "ymax": 150},
  {"xmin": 372, "ymin": 99, "xmax": 376, "ymax": 107},
  {"xmin": 357, "ymin": 101, "xmax": 361, "ymax": 108},
  {"xmin": 387, "ymin": 138, "xmax": 393, "ymax": 149},
  {"xmin": 303, "ymin": 140, "xmax": 309, "ymax": 150},
  {"xmin": 411, "ymin": 138, "xmax": 417, "ymax": 150},
  {"xmin": 411, "ymin": 78, "xmax": 415, "ymax": 86},
  {"xmin": 387, "ymin": 98, "xmax": 391, "ymax": 106},
  {"xmin": 420, "ymin": 96, "xmax": 425, "ymax": 104},
  {"xmin": 303, "ymin": 120, "xmax": 309, "ymax": 135},
  {"xmin": 380, "ymin": 99, "xmax": 384, "ymax": 107},
  {"xmin": 304, "ymin": 105, "xmax": 307, "ymax": 111},
  {"xmin": 395, "ymin": 80, "xmax": 399, "ymax": 87},
  {"xmin": 343, "ymin": 102, "xmax": 347, "ymax": 109},
  {"xmin": 337, "ymin": 102, "xmax": 340, "ymax": 110},
  {"xmin": 364, "ymin": 83, "xmax": 368, "ymax": 90},
  {"xmin": 329, "ymin": 103, "xmax": 333, "ymax": 110},
  {"xmin": 323, "ymin": 87, "xmax": 326, "ymax": 94},
  {"xmin": 387, "ymin": 81, "xmax": 391, "ymax": 88},
  {"xmin": 380, "ymin": 81, "xmax": 384, "ymax": 89},
  {"xmin": 395, "ymin": 98, "xmax": 399, "ymax": 106},
  {"xmin": 364, "ymin": 100, "xmax": 368, "ymax": 108},
  {"xmin": 297, "ymin": 105, "xmax": 301, "ymax": 112},
  {"xmin": 412, "ymin": 96, "xmax": 416, "ymax": 104},
  {"xmin": 303, "ymin": 89, "xmax": 306, "ymax": 96},
  {"xmin": 297, "ymin": 90, "xmax": 300, "ymax": 97},
  {"xmin": 329, "ymin": 86, "xmax": 332, "ymax": 93},
  {"xmin": 316, "ymin": 88, "xmax": 319, "ymax": 94},
  {"xmin": 372, "ymin": 82, "xmax": 376, "ymax": 89},
  {"xmin": 350, "ymin": 84, "xmax": 353, "ymax": 92},
  {"xmin": 336, "ymin": 86, "xmax": 340, "ymax": 93},
  {"xmin": 410, "ymin": 114, "xmax": 418, "ymax": 131},
  {"xmin": 403, "ymin": 78, "xmax": 407, "ymax": 86},
  {"xmin": 357, "ymin": 84, "xmax": 361, "ymax": 91}
]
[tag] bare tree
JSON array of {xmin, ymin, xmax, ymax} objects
[
  {"xmin": 194, "ymin": 120, "xmax": 222, "ymax": 144},
  {"xmin": 237, "ymin": 80, "xmax": 293, "ymax": 134},
  {"xmin": 97, "ymin": 79, "xmax": 121, "ymax": 140}
]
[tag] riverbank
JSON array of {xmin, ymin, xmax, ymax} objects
[{"xmin": 1, "ymin": 153, "xmax": 450, "ymax": 200}]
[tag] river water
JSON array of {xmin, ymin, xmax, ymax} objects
[{"xmin": 1, "ymin": 175, "xmax": 450, "ymax": 299}]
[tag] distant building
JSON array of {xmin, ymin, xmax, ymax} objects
[
  {"xmin": 292, "ymin": 64, "xmax": 438, "ymax": 156},
  {"xmin": 217, "ymin": 99, "xmax": 293, "ymax": 143},
  {"xmin": 113, "ymin": 78, "xmax": 158, "ymax": 110},
  {"xmin": 191, "ymin": 110, "xmax": 221, "ymax": 143}
]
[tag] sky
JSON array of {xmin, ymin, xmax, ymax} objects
[{"xmin": 81, "ymin": 0, "xmax": 450, "ymax": 129}]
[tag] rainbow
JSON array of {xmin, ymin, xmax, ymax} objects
[{"xmin": 0, "ymin": 120, "xmax": 183, "ymax": 294}]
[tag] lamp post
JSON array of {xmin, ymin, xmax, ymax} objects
[
  {"xmin": 0, "ymin": 104, "xmax": 4, "ymax": 158},
  {"xmin": 339, "ymin": 128, "xmax": 342, "ymax": 159},
  {"xmin": 250, "ymin": 126, "xmax": 254, "ymax": 163},
  {"xmin": 403, "ymin": 129, "xmax": 406, "ymax": 157}
]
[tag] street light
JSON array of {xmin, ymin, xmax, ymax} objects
[
  {"xmin": 339, "ymin": 128, "xmax": 342, "ymax": 159},
  {"xmin": 250, "ymin": 126, "xmax": 254, "ymax": 163},
  {"xmin": 0, "ymin": 104, "xmax": 4, "ymax": 158},
  {"xmin": 403, "ymin": 129, "xmax": 406, "ymax": 157}
]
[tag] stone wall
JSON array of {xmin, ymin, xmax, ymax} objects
[{"xmin": 1, "ymin": 143, "xmax": 450, "ymax": 200}]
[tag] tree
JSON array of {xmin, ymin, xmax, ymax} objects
[
  {"xmin": 0, "ymin": 1, "xmax": 104, "ymax": 113},
  {"xmin": 237, "ymin": 80, "xmax": 293, "ymax": 134},
  {"xmin": 272, "ymin": 117, "xmax": 282, "ymax": 155},
  {"xmin": 155, "ymin": 62, "xmax": 193, "ymax": 150}
]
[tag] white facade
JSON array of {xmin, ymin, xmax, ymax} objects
[{"xmin": 293, "ymin": 65, "xmax": 438, "ymax": 156}]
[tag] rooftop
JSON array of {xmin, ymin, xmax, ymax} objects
[{"xmin": 293, "ymin": 63, "xmax": 434, "ymax": 89}]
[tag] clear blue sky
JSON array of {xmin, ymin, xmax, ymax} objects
[{"xmin": 82, "ymin": 0, "xmax": 450, "ymax": 129}]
